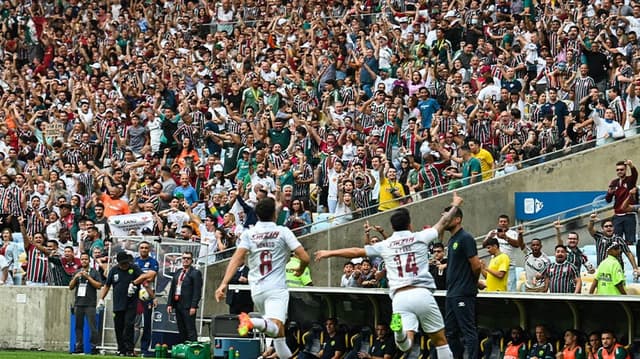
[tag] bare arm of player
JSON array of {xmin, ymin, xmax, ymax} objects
[
  {"xmin": 315, "ymin": 248, "xmax": 368, "ymax": 262},
  {"xmin": 293, "ymin": 246, "xmax": 311, "ymax": 277},
  {"xmin": 215, "ymin": 247, "xmax": 249, "ymax": 302},
  {"xmin": 432, "ymin": 192, "xmax": 463, "ymax": 236}
]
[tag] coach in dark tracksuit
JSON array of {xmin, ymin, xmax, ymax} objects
[{"xmin": 167, "ymin": 251, "xmax": 203, "ymax": 343}]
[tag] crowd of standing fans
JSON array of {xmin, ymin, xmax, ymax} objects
[{"xmin": 0, "ymin": 0, "xmax": 640, "ymax": 285}]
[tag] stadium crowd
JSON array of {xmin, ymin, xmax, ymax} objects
[{"xmin": 0, "ymin": 0, "xmax": 640, "ymax": 288}]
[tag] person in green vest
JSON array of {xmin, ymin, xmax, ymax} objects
[
  {"xmin": 286, "ymin": 252, "xmax": 313, "ymax": 287},
  {"xmin": 589, "ymin": 243, "xmax": 627, "ymax": 295}
]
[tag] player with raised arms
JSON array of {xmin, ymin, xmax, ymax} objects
[{"xmin": 315, "ymin": 192, "xmax": 464, "ymax": 359}]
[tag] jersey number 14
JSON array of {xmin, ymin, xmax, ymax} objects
[{"xmin": 393, "ymin": 252, "xmax": 419, "ymax": 278}]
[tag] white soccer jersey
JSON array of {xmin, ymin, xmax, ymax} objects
[
  {"xmin": 237, "ymin": 221, "xmax": 302, "ymax": 293},
  {"xmin": 365, "ymin": 228, "xmax": 438, "ymax": 297}
]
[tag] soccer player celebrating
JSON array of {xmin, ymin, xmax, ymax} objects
[
  {"xmin": 215, "ymin": 198, "xmax": 311, "ymax": 359},
  {"xmin": 315, "ymin": 192, "xmax": 464, "ymax": 359}
]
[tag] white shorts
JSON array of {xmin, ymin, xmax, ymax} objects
[
  {"xmin": 392, "ymin": 287, "xmax": 444, "ymax": 334},
  {"xmin": 251, "ymin": 288, "xmax": 289, "ymax": 323}
]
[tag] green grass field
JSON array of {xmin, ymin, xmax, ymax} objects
[{"xmin": 0, "ymin": 351, "xmax": 128, "ymax": 358}]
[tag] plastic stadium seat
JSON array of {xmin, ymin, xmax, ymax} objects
[
  {"xmin": 287, "ymin": 321, "xmax": 302, "ymax": 358},
  {"xmin": 345, "ymin": 327, "xmax": 373, "ymax": 359},
  {"xmin": 296, "ymin": 324, "xmax": 324, "ymax": 358},
  {"xmin": 480, "ymin": 329, "xmax": 504, "ymax": 359},
  {"xmin": 582, "ymin": 245, "xmax": 596, "ymax": 256}
]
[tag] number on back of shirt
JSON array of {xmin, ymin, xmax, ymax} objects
[
  {"xmin": 259, "ymin": 250, "xmax": 273, "ymax": 275},
  {"xmin": 393, "ymin": 252, "xmax": 419, "ymax": 278}
]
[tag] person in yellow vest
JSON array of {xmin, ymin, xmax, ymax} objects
[
  {"xmin": 589, "ymin": 243, "xmax": 627, "ymax": 295},
  {"xmin": 596, "ymin": 330, "xmax": 630, "ymax": 359},
  {"xmin": 503, "ymin": 327, "xmax": 527, "ymax": 359},
  {"xmin": 286, "ymin": 252, "xmax": 313, "ymax": 287},
  {"xmin": 559, "ymin": 329, "xmax": 586, "ymax": 359},
  {"xmin": 480, "ymin": 238, "xmax": 510, "ymax": 291}
]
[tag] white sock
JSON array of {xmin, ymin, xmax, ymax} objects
[
  {"xmin": 273, "ymin": 337, "xmax": 292, "ymax": 359},
  {"xmin": 251, "ymin": 318, "xmax": 266, "ymax": 331},
  {"xmin": 436, "ymin": 344, "xmax": 454, "ymax": 359},
  {"xmin": 395, "ymin": 331, "xmax": 412, "ymax": 352},
  {"xmin": 250, "ymin": 318, "xmax": 280, "ymax": 337}
]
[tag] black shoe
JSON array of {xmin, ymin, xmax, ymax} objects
[{"xmin": 71, "ymin": 350, "xmax": 84, "ymax": 355}]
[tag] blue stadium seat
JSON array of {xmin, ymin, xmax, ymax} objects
[{"xmin": 582, "ymin": 245, "xmax": 596, "ymax": 256}]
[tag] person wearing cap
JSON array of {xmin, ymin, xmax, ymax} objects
[
  {"xmin": 373, "ymin": 67, "xmax": 397, "ymax": 96},
  {"xmin": 98, "ymin": 252, "xmax": 153, "ymax": 356},
  {"xmin": 210, "ymin": 163, "xmax": 233, "ymax": 194},
  {"xmin": 588, "ymin": 214, "xmax": 639, "ymax": 273},
  {"xmin": 589, "ymin": 242, "xmax": 627, "ymax": 295}
]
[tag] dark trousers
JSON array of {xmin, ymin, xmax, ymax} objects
[
  {"xmin": 114, "ymin": 308, "xmax": 137, "ymax": 354},
  {"xmin": 613, "ymin": 213, "xmax": 637, "ymax": 246},
  {"xmin": 74, "ymin": 305, "xmax": 98, "ymax": 351},
  {"xmin": 175, "ymin": 303, "xmax": 197, "ymax": 343},
  {"xmin": 140, "ymin": 302, "xmax": 153, "ymax": 354},
  {"xmin": 445, "ymin": 296, "xmax": 478, "ymax": 359}
]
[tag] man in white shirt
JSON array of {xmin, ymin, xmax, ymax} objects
[{"xmin": 316, "ymin": 193, "xmax": 464, "ymax": 359}]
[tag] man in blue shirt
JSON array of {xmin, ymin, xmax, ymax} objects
[
  {"xmin": 417, "ymin": 87, "xmax": 441, "ymax": 129},
  {"xmin": 173, "ymin": 174, "xmax": 199, "ymax": 206},
  {"xmin": 540, "ymin": 88, "xmax": 569, "ymax": 139},
  {"xmin": 359, "ymin": 48, "xmax": 379, "ymax": 99},
  {"xmin": 134, "ymin": 241, "xmax": 159, "ymax": 357}
]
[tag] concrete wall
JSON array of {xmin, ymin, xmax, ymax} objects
[
  {"xmin": 203, "ymin": 136, "xmax": 640, "ymax": 316},
  {"xmin": 0, "ymin": 286, "xmax": 75, "ymax": 351}
]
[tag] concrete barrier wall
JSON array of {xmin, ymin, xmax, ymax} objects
[
  {"xmin": 0, "ymin": 286, "xmax": 74, "ymax": 351},
  {"xmin": 203, "ymin": 136, "xmax": 640, "ymax": 316}
]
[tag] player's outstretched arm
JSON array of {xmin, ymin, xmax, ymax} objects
[
  {"xmin": 215, "ymin": 247, "xmax": 249, "ymax": 302},
  {"xmin": 432, "ymin": 191, "xmax": 463, "ymax": 235},
  {"xmin": 315, "ymin": 248, "xmax": 367, "ymax": 262},
  {"xmin": 293, "ymin": 246, "xmax": 311, "ymax": 276}
]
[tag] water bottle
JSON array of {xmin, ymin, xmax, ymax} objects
[
  {"xmin": 155, "ymin": 344, "xmax": 163, "ymax": 358},
  {"xmin": 228, "ymin": 346, "xmax": 235, "ymax": 359},
  {"xmin": 235, "ymin": 349, "xmax": 240, "ymax": 358}
]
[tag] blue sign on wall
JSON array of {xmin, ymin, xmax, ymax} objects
[{"xmin": 515, "ymin": 191, "xmax": 607, "ymax": 221}]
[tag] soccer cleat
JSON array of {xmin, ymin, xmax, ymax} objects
[
  {"xmin": 237, "ymin": 312, "xmax": 254, "ymax": 336},
  {"xmin": 390, "ymin": 313, "xmax": 403, "ymax": 332}
]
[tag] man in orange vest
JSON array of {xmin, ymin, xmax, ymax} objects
[
  {"xmin": 597, "ymin": 330, "xmax": 630, "ymax": 359},
  {"xmin": 559, "ymin": 329, "xmax": 585, "ymax": 359},
  {"xmin": 503, "ymin": 327, "xmax": 527, "ymax": 359}
]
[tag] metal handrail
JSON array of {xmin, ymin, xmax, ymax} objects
[
  {"xmin": 287, "ymin": 126, "xmax": 639, "ymax": 236},
  {"xmin": 474, "ymin": 201, "xmax": 615, "ymax": 250}
]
